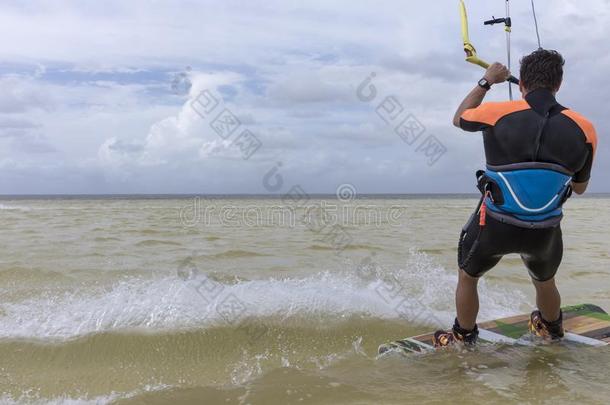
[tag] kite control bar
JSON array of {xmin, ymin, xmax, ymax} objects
[{"xmin": 459, "ymin": 1, "xmax": 519, "ymax": 85}]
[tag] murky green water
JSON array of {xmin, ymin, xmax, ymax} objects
[{"xmin": 0, "ymin": 196, "xmax": 608, "ymax": 404}]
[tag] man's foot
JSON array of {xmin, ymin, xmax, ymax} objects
[
  {"xmin": 433, "ymin": 319, "xmax": 479, "ymax": 348},
  {"xmin": 528, "ymin": 310, "xmax": 564, "ymax": 341}
]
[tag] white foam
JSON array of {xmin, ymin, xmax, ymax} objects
[
  {"xmin": 0, "ymin": 384, "xmax": 169, "ymax": 405},
  {"xmin": 0, "ymin": 251, "xmax": 526, "ymax": 341},
  {"xmin": 0, "ymin": 203, "xmax": 30, "ymax": 211},
  {"xmin": 0, "ymin": 394, "xmax": 119, "ymax": 405}
]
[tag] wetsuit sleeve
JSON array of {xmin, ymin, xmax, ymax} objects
[
  {"xmin": 573, "ymin": 144, "xmax": 594, "ymax": 183},
  {"xmin": 459, "ymin": 104, "xmax": 495, "ymax": 132},
  {"xmin": 561, "ymin": 110, "xmax": 598, "ymax": 183},
  {"xmin": 459, "ymin": 100, "xmax": 529, "ymax": 132}
]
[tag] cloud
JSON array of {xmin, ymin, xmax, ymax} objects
[
  {"xmin": 10, "ymin": 133, "xmax": 56, "ymax": 154},
  {"xmin": 0, "ymin": 117, "xmax": 40, "ymax": 129},
  {"xmin": 266, "ymin": 66, "xmax": 353, "ymax": 104},
  {"xmin": 0, "ymin": 0, "xmax": 608, "ymax": 193},
  {"xmin": 0, "ymin": 76, "xmax": 54, "ymax": 113},
  {"xmin": 97, "ymin": 71, "xmax": 249, "ymax": 171}
]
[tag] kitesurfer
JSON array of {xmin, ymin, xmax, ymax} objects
[{"xmin": 434, "ymin": 49, "xmax": 598, "ymax": 347}]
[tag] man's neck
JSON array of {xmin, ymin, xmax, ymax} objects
[{"xmin": 522, "ymin": 88, "xmax": 558, "ymax": 98}]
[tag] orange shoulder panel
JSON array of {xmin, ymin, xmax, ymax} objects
[
  {"xmin": 561, "ymin": 110, "xmax": 597, "ymax": 153},
  {"xmin": 461, "ymin": 100, "xmax": 529, "ymax": 126}
]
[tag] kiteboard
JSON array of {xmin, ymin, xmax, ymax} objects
[{"xmin": 378, "ymin": 303, "xmax": 610, "ymax": 355}]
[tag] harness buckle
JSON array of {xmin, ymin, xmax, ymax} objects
[{"xmin": 476, "ymin": 170, "xmax": 502, "ymax": 204}]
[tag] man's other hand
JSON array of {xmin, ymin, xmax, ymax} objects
[{"xmin": 572, "ymin": 181, "xmax": 589, "ymax": 195}]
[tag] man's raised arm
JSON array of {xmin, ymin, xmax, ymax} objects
[{"xmin": 453, "ymin": 63, "xmax": 511, "ymax": 128}]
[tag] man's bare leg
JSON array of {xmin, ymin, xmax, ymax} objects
[
  {"xmin": 433, "ymin": 268, "xmax": 480, "ymax": 346},
  {"xmin": 456, "ymin": 269, "xmax": 480, "ymax": 330},
  {"xmin": 532, "ymin": 277, "xmax": 561, "ymax": 322}
]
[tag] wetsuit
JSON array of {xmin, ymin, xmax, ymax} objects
[{"xmin": 458, "ymin": 89, "xmax": 597, "ymax": 281}]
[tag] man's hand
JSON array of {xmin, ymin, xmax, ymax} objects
[
  {"xmin": 571, "ymin": 181, "xmax": 588, "ymax": 195},
  {"xmin": 484, "ymin": 62, "xmax": 511, "ymax": 85},
  {"xmin": 452, "ymin": 62, "xmax": 512, "ymax": 128}
]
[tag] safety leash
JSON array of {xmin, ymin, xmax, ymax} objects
[{"xmin": 479, "ymin": 191, "xmax": 491, "ymax": 227}]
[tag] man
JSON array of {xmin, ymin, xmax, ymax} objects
[{"xmin": 434, "ymin": 49, "xmax": 598, "ymax": 347}]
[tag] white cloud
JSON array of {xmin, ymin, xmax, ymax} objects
[
  {"xmin": 0, "ymin": 0, "xmax": 608, "ymax": 193},
  {"xmin": 0, "ymin": 76, "xmax": 55, "ymax": 113}
]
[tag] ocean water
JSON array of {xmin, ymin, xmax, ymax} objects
[{"xmin": 0, "ymin": 196, "xmax": 609, "ymax": 404}]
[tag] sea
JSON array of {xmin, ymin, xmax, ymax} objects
[{"xmin": 0, "ymin": 195, "xmax": 609, "ymax": 404}]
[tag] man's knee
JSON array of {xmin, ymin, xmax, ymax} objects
[
  {"xmin": 459, "ymin": 268, "xmax": 479, "ymax": 284},
  {"xmin": 532, "ymin": 276, "xmax": 556, "ymax": 290}
]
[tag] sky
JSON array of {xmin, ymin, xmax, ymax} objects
[{"xmin": 0, "ymin": 0, "xmax": 608, "ymax": 194}]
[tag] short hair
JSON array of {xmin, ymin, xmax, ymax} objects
[{"xmin": 519, "ymin": 49, "xmax": 565, "ymax": 92}]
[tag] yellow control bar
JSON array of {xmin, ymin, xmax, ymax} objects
[
  {"xmin": 460, "ymin": 0, "xmax": 490, "ymax": 69},
  {"xmin": 459, "ymin": 0, "xmax": 519, "ymax": 84}
]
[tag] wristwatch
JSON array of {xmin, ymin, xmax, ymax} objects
[{"xmin": 478, "ymin": 78, "xmax": 492, "ymax": 90}]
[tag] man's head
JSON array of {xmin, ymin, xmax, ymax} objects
[{"xmin": 519, "ymin": 49, "xmax": 565, "ymax": 95}]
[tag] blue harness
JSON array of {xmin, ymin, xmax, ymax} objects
[{"xmin": 481, "ymin": 164, "xmax": 573, "ymax": 227}]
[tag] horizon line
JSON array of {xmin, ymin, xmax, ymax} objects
[{"xmin": 2, "ymin": 192, "xmax": 610, "ymax": 198}]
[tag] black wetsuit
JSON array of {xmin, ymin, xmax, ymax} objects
[{"xmin": 458, "ymin": 89, "xmax": 597, "ymax": 281}]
